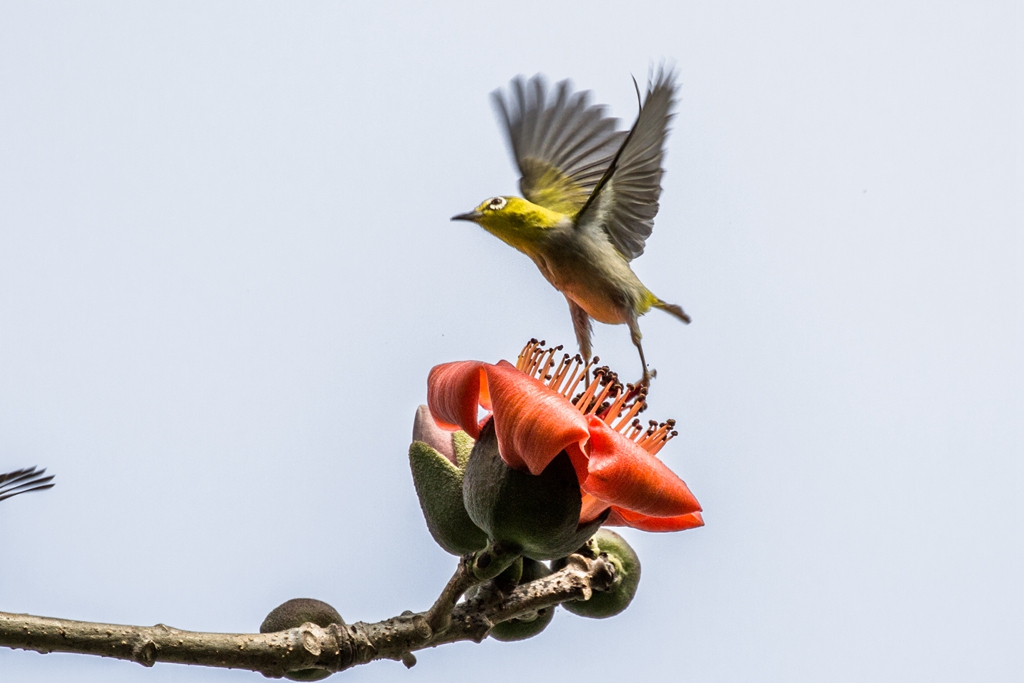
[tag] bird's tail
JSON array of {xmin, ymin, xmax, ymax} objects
[{"xmin": 653, "ymin": 298, "xmax": 691, "ymax": 324}]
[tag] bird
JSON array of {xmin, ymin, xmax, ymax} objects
[
  {"xmin": 452, "ymin": 66, "xmax": 690, "ymax": 385},
  {"xmin": 0, "ymin": 467, "xmax": 54, "ymax": 503}
]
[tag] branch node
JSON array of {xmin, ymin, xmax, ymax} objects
[
  {"xmin": 299, "ymin": 626, "xmax": 321, "ymax": 657},
  {"xmin": 342, "ymin": 621, "xmax": 377, "ymax": 667},
  {"xmin": 590, "ymin": 556, "xmax": 617, "ymax": 591},
  {"xmin": 131, "ymin": 637, "xmax": 157, "ymax": 667}
]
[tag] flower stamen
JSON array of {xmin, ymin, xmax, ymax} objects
[
  {"xmin": 515, "ymin": 340, "xmax": 680, "ymax": 455},
  {"xmin": 540, "ymin": 346, "xmax": 561, "ymax": 380},
  {"xmin": 601, "ymin": 386, "xmax": 630, "ymax": 424},
  {"xmin": 549, "ymin": 353, "xmax": 575, "ymax": 393},
  {"xmin": 562, "ymin": 355, "xmax": 598, "ymax": 398},
  {"xmin": 635, "ymin": 419, "xmax": 678, "ymax": 455},
  {"xmin": 624, "ymin": 419, "xmax": 644, "ymax": 439},
  {"xmin": 516, "ymin": 338, "xmax": 564, "ymax": 381},
  {"xmin": 612, "ymin": 392, "xmax": 648, "ymax": 432},
  {"xmin": 573, "ymin": 367, "xmax": 608, "ymax": 414},
  {"xmin": 516, "ymin": 338, "xmax": 544, "ymax": 375}
]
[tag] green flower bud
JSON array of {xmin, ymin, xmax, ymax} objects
[
  {"xmin": 260, "ymin": 598, "xmax": 344, "ymax": 632},
  {"xmin": 463, "ymin": 420, "xmax": 606, "ymax": 560},
  {"xmin": 553, "ymin": 529, "xmax": 641, "ymax": 619},
  {"xmin": 490, "ymin": 558, "xmax": 555, "ymax": 642},
  {"xmin": 409, "ymin": 439, "xmax": 488, "ymax": 556},
  {"xmin": 260, "ymin": 598, "xmax": 344, "ymax": 681},
  {"xmin": 491, "ymin": 555, "xmax": 525, "ymax": 591},
  {"xmin": 466, "ymin": 556, "xmax": 524, "ymax": 601}
]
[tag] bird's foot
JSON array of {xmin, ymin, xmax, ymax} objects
[{"xmin": 635, "ymin": 367, "xmax": 657, "ymax": 388}]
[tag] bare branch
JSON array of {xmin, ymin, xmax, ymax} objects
[{"xmin": 0, "ymin": 553, "xmax": 614, "ymax": 676}]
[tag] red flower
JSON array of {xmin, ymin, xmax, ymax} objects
[{"xmin": 426, "ymin": 340, "xmax": 703, "ymax": 533}]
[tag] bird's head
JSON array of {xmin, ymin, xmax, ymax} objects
[{"xmin": 452, "ymin": 196, "xmax": 566, "ymax": 253}]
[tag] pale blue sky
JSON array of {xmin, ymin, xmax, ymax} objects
[{"xmin": 1, "ymin": 2, "xmax": 1020, "ymax": 681}]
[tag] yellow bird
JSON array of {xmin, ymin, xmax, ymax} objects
[{"xmin": 452, "ymin": 67, "xmax": 690, "ymax": 385}]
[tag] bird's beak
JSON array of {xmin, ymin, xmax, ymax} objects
[{"xmin": 451, "ymin": 210, "xmax": 483, "ymax": 222}]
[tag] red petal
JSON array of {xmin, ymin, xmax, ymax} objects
[
  {"xmin": 426, "ymin": 361, "xmax": 487, "ymax": 438},
  {"xmin": 484, "ymin": 361, "xmax": 590, "ymax": 475},
  {"xmin": 582, "ymin": 416, "xmax": 702, "ymax": 517},
  {"xmin": 606, "ymin": 508, "xmax": 705, "ymax": 532},
  {"xmin": 579, "ymin": 493, "xmax": 611, "ymax": 525},
  {"xmin": 565, "ymin": 442, "xmax": 592, "ymax": 492}
]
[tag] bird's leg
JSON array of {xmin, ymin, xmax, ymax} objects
[
  {"xmin": 628, "ymin": 319, "xmax": 654, "ymax": 387},
  {"xmin": 568, "ymin": 299, "xmax": 595, "ymax": 386}
]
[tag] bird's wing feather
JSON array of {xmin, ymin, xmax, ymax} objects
[
  {"xmin": 575, "ymin": 66, "xmax": 678, "ymax": 261},
  {"xmin": 0, "ymin": 467, "xmax": 54, "ymax": 502},
  {"xmin": 492, "ymin": 75, "xmax": 626, "ymax": 216}
]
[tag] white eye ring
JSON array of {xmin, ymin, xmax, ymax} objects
[{"xmin": 487, "ymin": 197, "xmax": 507, "ymax": 211}]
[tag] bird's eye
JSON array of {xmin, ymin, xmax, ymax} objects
[{"xmin": 487, "ymin": 197, "xmax": 507, "ymax": 211}]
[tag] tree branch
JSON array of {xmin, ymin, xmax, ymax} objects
[{"xmin": 0, "ymin": 553, "xmax": 614, "ymax": 677}]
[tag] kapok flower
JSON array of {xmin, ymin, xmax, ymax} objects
[{"xmin": 426, "ymin": 340, "xmax": 703, "ymax": 533}]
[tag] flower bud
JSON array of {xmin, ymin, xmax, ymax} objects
[
  {"xmin": 408, "ymin": 434, "xmax": 488, "ymax": 555},
  {"xmin": 466, "ymin": 556, "xmax": 524, "ymax": 601},
  {"xmin": 489, "ymin": 558, "xmax": 556, "ymax": 641},
  {"xmin": 553, "ymin": 529, "xmax": 641, "ymax": 619},
  {"xmin": 463, "ymin": 419, "xmax": 605, "ymax": 560},
  {"xmin": 260, "ymin": 598, "xmax": 344, "ymax": 681}
]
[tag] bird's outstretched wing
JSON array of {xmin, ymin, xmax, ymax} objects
[
  {"xmin": 0, "ymin": 467, "xmax": 55, "ymax": 503},
  {"xmin": 576, "ymin": 66, "xmax": 678, "ymax": 261},
  {"xmin": 492, "ymin": 75, "xmax": 626, "ymax": 217}
]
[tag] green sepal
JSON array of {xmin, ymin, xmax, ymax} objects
[
  {"xmin": 468, "ymin": 541, "xmax": 522, "ymax": 582},
  {"xmin": 491, "ymin": 555, "xmax": 525, "ymax": 591},
  {"xmin": 463, "ymin": 420, "xmax": 608, "ymax": 560},
  {"xmin": 489, "ymin": 558, "xmax": 556, "ymax": 642},
  {"xmin": 452, "ymin": 430, "xmax": 475, "ymax": 469},
  {"xmin": 466, "ymin": 555, "xmax": 523, "ymax": 601},
  {"xmin": 553, "ymin": 529, "xmax": 641, "ymax": 619},
  {"xmin": 260, "ymin": 598, "xmax": 344, "ymax": 681},
  {"xmin": 409, "ymin": 441, "xmax": 488, "ymax": 556}
]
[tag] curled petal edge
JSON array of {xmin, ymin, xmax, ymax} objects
[
  {"xmin": 426, "ymin": 361, "xmax": 490, "ymax": 438},
  {"xmin": 579, "ymin": 492, "xmax": 610, "ymax": 525},
  {"xmin": 606, "ymin": 508, "xmax": 705, "ymax": 532},
  {"xmin": 581, "ymin": 417, "xmax": 701, "ymax": 518},
  {"xmin": 484, "ymin": 361, "xmax": 590, "ymax": 475}
]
